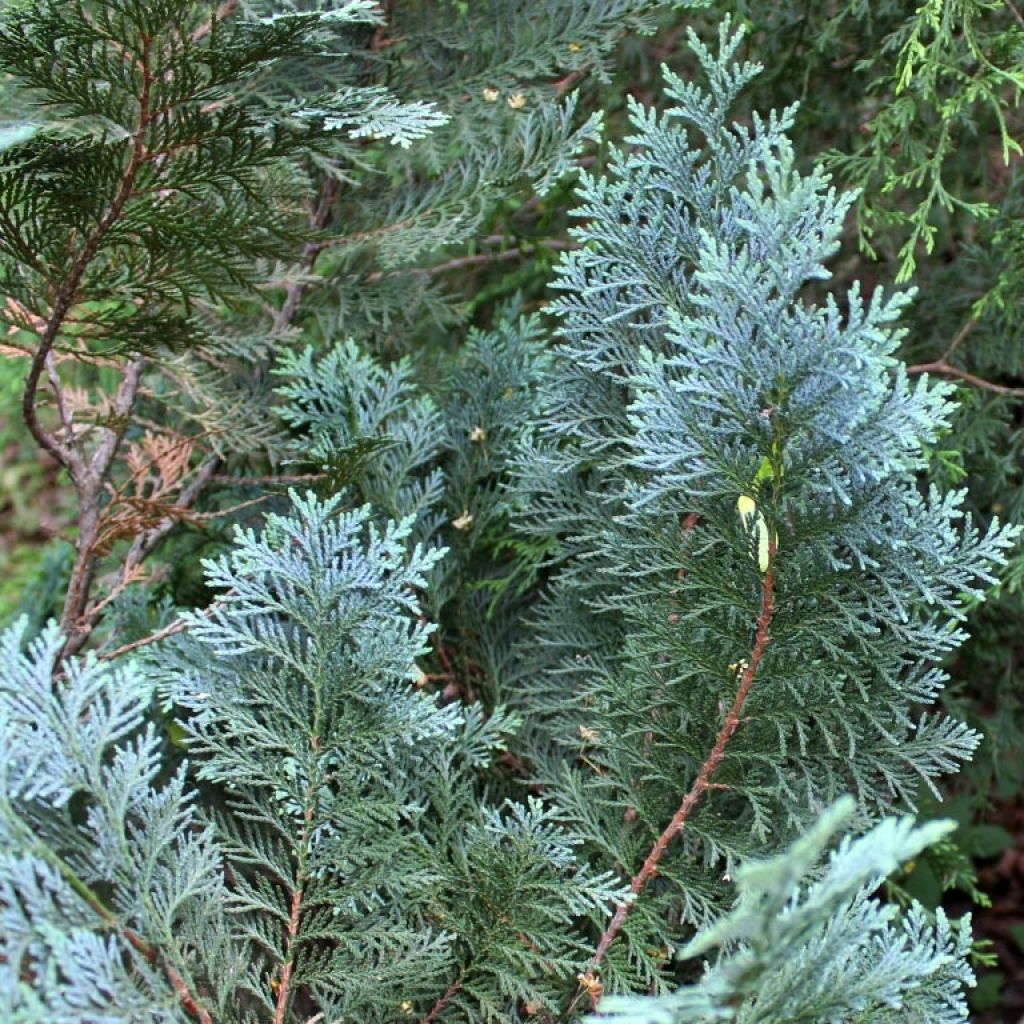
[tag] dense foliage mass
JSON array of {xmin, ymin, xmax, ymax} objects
[{"xmin": 1, "ymin": 1, "xmax": 1023, "ymax": 1021}]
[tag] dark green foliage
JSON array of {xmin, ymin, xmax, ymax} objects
[{"xmin": 0, "ymin": 0, "xmax": 325, "ymax": 350}]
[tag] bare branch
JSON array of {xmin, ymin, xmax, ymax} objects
[
  {"xmin": 906, "ymin": 360, "xmax": 1024, "ymax": 397},
  {"xmin": 89, "ymin": 357, "xmax": 146, "ymax": 479},
  {"xmin": 1003, "ymin": 0, "xmax": 1024, "ymax": 31},
  {"xmin": 43, "ymin": 351, "xmax": 86, "ymax": 481},
  {"xmin": 362, "ymin": 238, "xmax": 578, "ymax": 285},
  {"xmin": 119, "ymin": 453, "xmax": 222, "ymax": 578},
  {"xmin": 273, "ymin": 177, "xmax": 341, "ymax": 334}
]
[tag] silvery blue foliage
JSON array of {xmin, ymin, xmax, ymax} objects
[
  {"xmin": 0, "ymin": 622, "xmax": 239, "ymax": 1023},
  {"xmin": 510, "ymin": 18, "xmax": 1018, "ymax": 993},
  {"xmin": 275, "ymin": 341, "xmax": 447, "ymax": 533},
  {"xmin": 0, "ymin": 492, "xmax": 622, "ymax": 1021},
  {"xmin": 595, "ymin": 797, "xmax": 974, "ymax": 1024},
  {"xmin": 1, "ymin": 7, "xmax": 1017, "ymax": 1019},
  {"xmin": 149, "ymin": 491, "xmax": 622, "ymax": 1021}
]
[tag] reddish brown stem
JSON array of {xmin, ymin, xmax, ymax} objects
[
  {"xmin": 575, "ymin": 551, "xmax": 777, "ymax": 1010},
  {"xmin": 273, "ymin": 177, "xmax": 340, "ymax": 334},
  {"xmin": 23, "ymin": 31, "xmax": 152, "ymax": 473},
  {"xmin": 417, "ymin": 972, "xmax": 464, "ymax": 1024},
  {"xmin": 273, "ymin": 885, "xmax": 305, "ymax": 1024},
  {"xmin": 1002, "ymin": 0, "xmax": 1024, "ymax": 32},
  {"xmin": 906, "ymin": 360, "xmax": 1024, "ymax": 398},
  {"xmin": 273, "ymin": 742, "xmax": 320, "ymax": 1024},
  {"xmin": 58, "ymin": 864, "xmax": 212, "ymax": 1023},
  {"xmin": 99, "ymin": 616, "xmax": 188, "ymax": 662},
  {"xmin": 191, "ymin": 0, "xmax": 239, "ymax": 43},
  {"xmin": 46, "ymin": 21, "xmax": 156, "ymax": 660},
  {"xmin": 118, "ymin": 929, "xmax": 212, "ymax": 1023}
]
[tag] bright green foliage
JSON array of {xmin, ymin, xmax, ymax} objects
[
  {"xmin": 827, "ymin": 0, "xmax": 1024, "ymax": 282},
  {"xmin": 711, "ymin": 0, "xmax": 1024, "ymax": 283}
]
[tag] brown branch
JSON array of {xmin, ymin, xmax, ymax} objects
[
  {"xmin": 209, "ymin": 471, "xmax": 326, "ymax": 487},
  {"xmin": 273, "ymin": 883, "xmax": 305, "ymax": 1024},
  {"xmin": 98, "ymin": 587, "xmax": 237, "ymax": 663},
  {"xmin": 98, "ymin": 616, "xmax": 189, "ymax": 662},
  {"xmin": 417, "ymin": 971, "xmax": 465, "ymax": 1024},
  {"xmin": 120, "ymin": 454, "xmax": 222, "ymax": 573},
  {"xmin": 552, "ymin": 68, "xmax": 588, "ymax": 97},
  {"xmin": 22, "ymin": 32, "xmax": 153, "ymax": 472},
  {"xmin": 89, "ymin": 357, "xmax": 146, "ymax": 480},
  {"xmin": 60, "ymin": 359, "xmax": 147, "ymax": 659},
  {"xmin": 1003, "ymin": 0, "xmax": 1024, "ymax": 31},
  {"xmin": 572, "ymin": 548, "xmax": 778, "ymax": 1012},
  {"xmin": 906, "ymin": 360, "xmax": 1024, "ymax": 397},
  {"xmin": 906, "ymin": 316, "xmax": 1024, "ymax": 397},
  {"xmin": 43, "ymin": 351, "xmax": 86, "ymax": 480},
  {"xmin": 273, "ymin": 738, "xmax": 321, "ymax": 1024},
  {"xmin": 190, "ymin": 0, "xmax": 239, "ymax": 43},
  {"xmin": 273, "ymin": 177, "xmax": 341, "ymax": 334},
  {"xmin": 941, "ymin": 316, "xmax": 977, "ymax": 363},
  {"xmin": 49, "ymin": 852, "xmax": 212, "ymax": 1023}
]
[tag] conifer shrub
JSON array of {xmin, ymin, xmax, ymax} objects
[{"xmin": 0, "ymin": 3, "xmax": 1020, "ymax": 1023}]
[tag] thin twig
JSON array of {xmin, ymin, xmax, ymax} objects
[
  {"xmin": 361, "ymin": 239, "xmax": 577, "ymax": 285},
  {"xmin": 273, "ymin": 177, "xmax": 341, "ymax": 334},
  {"xmin": 1003, "ymin": 0, "xmax": 1024, "ymax": 31},
  {"xmin": 272, "ymin": 741, "xmax": 321, "ymax": 1024},
  {"xmin": 417, "ymin": 971, "xmax": 465, "ymax": 1024},
  {"xmin": 427, "ymin": 241, "xmax": 577, "ymax": 276},
  {"xmin": 98, "ymin": 590, "xmax": 231, "ymax": 662},
  {"xmin": 88, "ymin": 357, "xmax": 146, "ymax": 481},
  {"xmin": 43, "ymin": 351, "xmax": 86, "ymax": 480},
  {"xmin": 209, "ymin": 471, "xmax": 327, "ymax": 487},
  {"xmin": 906, "ymin": 316, "xmax": 1024, "ymax": 396},
  {"xmin": 941, "ymin": 316, "xmax": 978, "ymax": 363},
  {"xmin": 906, "ymin": 360, "xmax": 1024, "ymax": 397},
  {"xmin": 191, "ymin": 0, "xmax": 238, "ymax": 43},
  {"xmin": 22, "ymin": 30, "xmax": 153, "ymax": 472},
  {"xmin": 44, "ymin": 843, "xmax": 212, "ymax": 1023},
  {"xmin": 570, "ymin": 546, "xmax": 777, "ymax": 1013},
  {"xmin": 121, "ymin": 455, "xmax": 222, "ymax": 572},
  {"xmin": 99, "ymin": 617, "xmax": 188, "ymax": 662}
]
